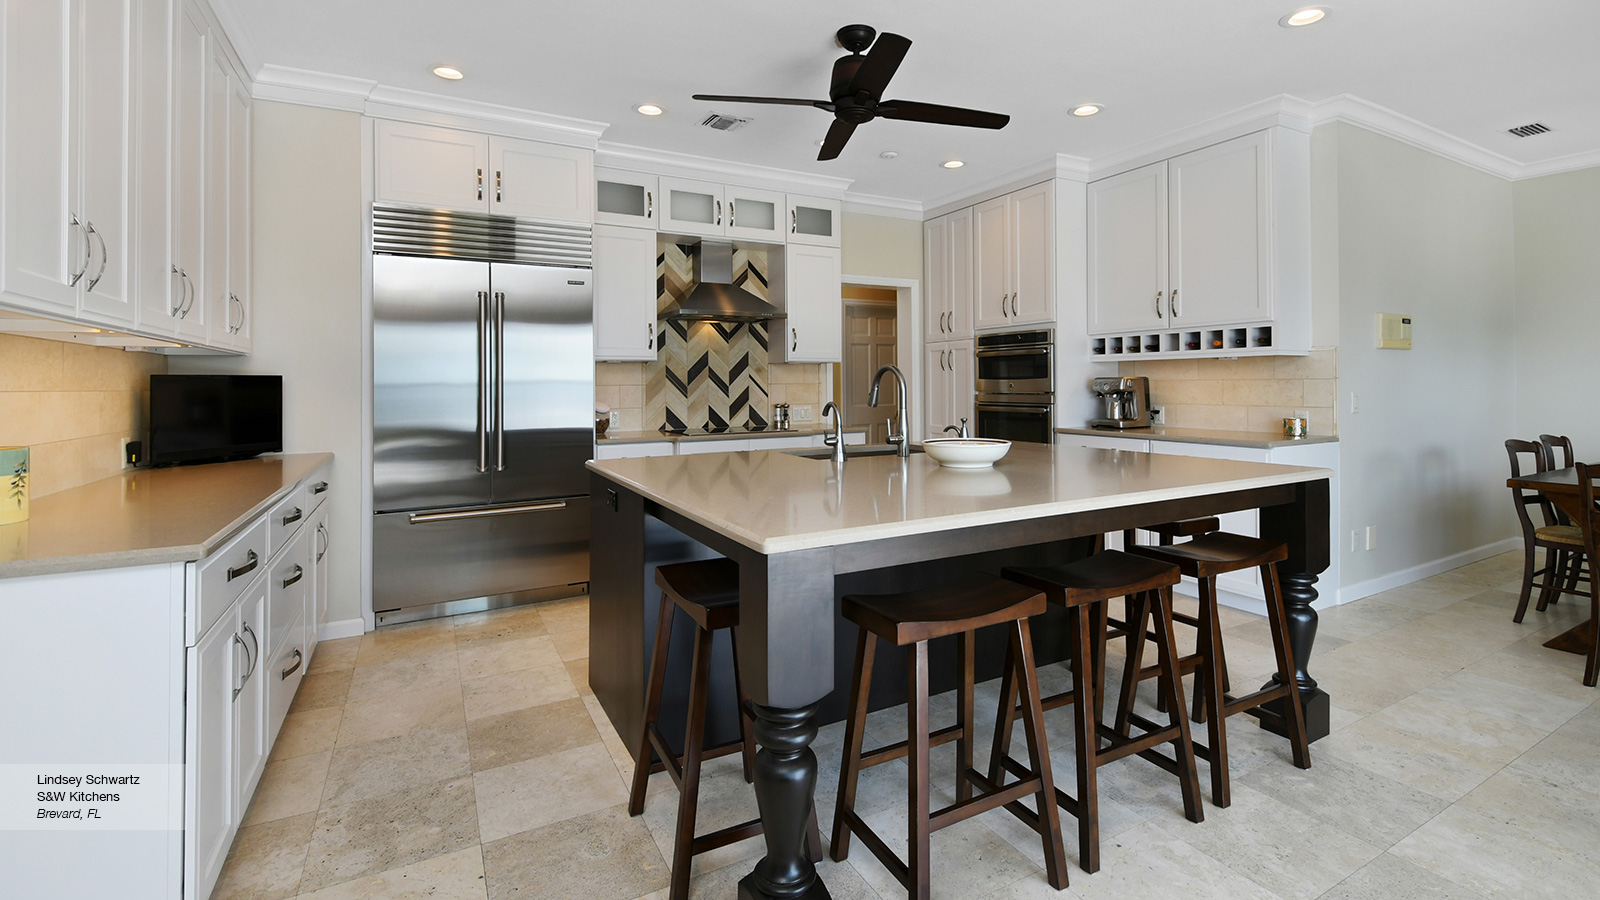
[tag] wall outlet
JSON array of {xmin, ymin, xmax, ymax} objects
[
  {"xmin": 1149, "ymin": 407, "xmax": 1163, "ymax": 424},
  {"xmin": 1349, "ymin": 391, "xmax": 1360, "ymax": 414},
  {"xmin": 1350, "ymin": 530, "xmax": 1360, "ymax": 553},
  {"xmin": 121, "ymin": 438, "xmax": 135, "ymax": 470},
  {"xmin": 608, "ymin": 410, "xmax": 620, "ymax": 429},
  {"xmin": 792, "ymin": 405, "xmax": 813, "ymax": 423},
  {"xmin": 1365, "ymin": 524, "xmax": 1378, "ymax": 551}
]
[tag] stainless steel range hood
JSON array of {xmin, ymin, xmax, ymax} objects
[{"xmin": 661, "ymin": 241, "xmax": 785, "ymax": 322}]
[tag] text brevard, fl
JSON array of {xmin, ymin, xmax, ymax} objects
[{"xmin": 34, "ymin": 772, "xmax": 140, "ymax": 820}]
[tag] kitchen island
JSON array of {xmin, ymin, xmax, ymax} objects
[{"xmin": 587, "ymin": 442, "xmax": 1331, "ymax": 900}]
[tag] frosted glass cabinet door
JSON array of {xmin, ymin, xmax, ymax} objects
[
  {"xmin": 725, "ymin": 186, "xmax": 786, "ymax": 243},
  {"xmin": 373, "ymin": 119, "xmax": 490, "ymax": 213},
  {"xmin": 595, "ymin": 168, "xmax": 658, "ymax": 228},
  {"xmin": 786, "ymin": 194, "xmax": 841, "ymax": 247},
  {"xmin": 659, "ymin": 177, "xmax": 725, "ymax": 238}
]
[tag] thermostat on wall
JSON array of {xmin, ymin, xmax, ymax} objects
[{"xmin": 1377, "ymin": 312, "xmax": 1412, "ymax": 350}]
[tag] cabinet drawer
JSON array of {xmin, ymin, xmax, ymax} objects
[
  {"xmin": 304, "ymin": 469, "xmax": 332, "ymax": 515},
  {"xmin": 266, "ymin": 528, "xmax": 311, "ymax": 658},
  {"xmin": 268, "ymin": 484, "xmax": 309, "ymax": 557},
  {"xmin": 194, "ymin": 515, "xmax": 268, "ymax": 642},
  {"xmin": 266, "ymin": 610, "xmax": 307, "ymax": 748}
]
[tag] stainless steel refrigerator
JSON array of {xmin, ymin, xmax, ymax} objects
[{"xmin": 371, "ymin": 205, "xmax": 594, "ymax": 623}]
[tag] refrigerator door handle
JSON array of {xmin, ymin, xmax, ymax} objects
[
  {"xmin": 407, "ymin": 500, "xmax": 567, "ymax": 524},
  {"xmin": 477, "ymin": 290, "xmax": 489, "ymax": 473},
  {"xmin": 494, "ymin": 291, "xmax": 506, "ymax": 472}
]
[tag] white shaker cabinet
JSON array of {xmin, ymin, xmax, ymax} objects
[
  {"xmin": 778, "ymin": 244, "xmax": 842, "ymax": 363},
  {"xmin": 488, "ymin": 136, "xmax": 592, "ymax": 223},
  {"xmin": 923, "ymin": 207, "xmax": 973, "ymax": 342},
  {"xmin": 972, "ymin": 182, "xmax": 1054, "ymax": 331},
  {"xmin": 786, "ymin": 194, "xmax": 842, "ymax": 247},
  {"xmin": 924, "ymin": 340, "xmax": 973, "ymax": 440},
  {"xmin": 658, "ymin": 177, "xmax": 725, "ymax": 238},
  {"xmin": 372, "ymin": 120, "xmax": 490, "ymax": 214},
  {"xmin": 1086, "ymin": 161, "xmax": 1167, "ymax": 334},
  {"xmin": 595, "ymin": 168, "xmax": 658, "ymax": 228},
  {"xmin": 169, "ymin": 0, "xmax": 209, "ymax": 342},
  {"xmin": 1167, "ymin": 130, "xmax": 1271, "ymax": 326},
  {"xmin": 593, "ymin": 224, "xmax": 659, "ymax": 361}
]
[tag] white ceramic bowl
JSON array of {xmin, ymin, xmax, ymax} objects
[{"xmin": 922, "ymin": 438, "xmax": 1011, "ymax": 469}]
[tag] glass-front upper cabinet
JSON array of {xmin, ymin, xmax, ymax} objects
[
  {"xmin": 658, "ymin": 177, "xmax": 725, "ymax": 238},
  {"xmin": 725, "ymin": 186, "xmax": 785, "ymax": 243},
  {"xmin": 594, "ymin": 168, "xmax": 658, "ymax": 229},
  {"xmin": 787, "ymin": 194, "xmax": 842, "ymax": 247}
]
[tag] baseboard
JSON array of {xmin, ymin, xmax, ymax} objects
[
  {"xmin": 319, "ymin": 618, "xmax": 366, "ymax": 641},
  {"xmin": 1337, "ymin": 537, "xmax": 1521, "ymax": 605}
]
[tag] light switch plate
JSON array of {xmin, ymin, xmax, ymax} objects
[
  {"xmin": 792, "ymin": 405, "xmax": 813, "ymax": 423},
  {"xmin": 1377, "ymin": 312, "xmax": 1413, "ymax": 349}
]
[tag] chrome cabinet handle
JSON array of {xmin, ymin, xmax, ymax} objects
[
  {"xmin": 225, "ymin": 294, "xmax": 236, "ymax": 332},
  {"xmin": 1156, "ymin": 290, "xmax": 1164, "ymax": 318},
  {"xmin": 1000, "ymin": 293, "xmax": 1009, "ymax": 316},
  {"xmin": 281, "ymin": 507, "xmax": 303, "ymax": 526},
  {"xmin": 227, "ymin": 549, "xmax": 258, "ymax": 582},
  {"xmin": 476, "ymin": 290, "xmax": 488, "ymax": 473},
  {"xmin": 647, "ymin": 321, "xmax": 654, "ymax": 348},
  {"xmin": 232, "ymin": 633, "xmax": 248, "ymax": 699},
  {"xmin": 170, "ymin": 266, "xmax": 183, "ymax": 316},
  {"xmin": 67, "ymin": 214, "xmax": 90, "ymax": 286},
  {"xmin": 179, "ymin": 271, "xmax": 195, "ymax": 318},
  {"xmin": 280, "ymin": 648, "xmax": 303, "ymax": 680},
  {"xmin": 1170, "ymin": 289, "xmax": 1178, "ymax": 318},
  {"xmin": 728, "ymin": 200, "xmax": 735, "ymax": 227},
  {"xmin": 229, "ymin": 293, "xmax": 244, "ymax": 333},
  {"xmin": 477, "ymin": 168, "xmax": 483, "ymax": 201},
  {"xmin": 242, "ymin": 622, "xmax": 259, "ymax": 681},
  {"xmin": 494, "ymin": 291, "xmax": 505, "ymax": 472},
  {"xmin": 1011, "ymin": 293, "xmax": 1018, "ymax": 317},
  {"xmin": 791, "ymin": 210, "xmax": 797, "ymax": 233},
  {"xmin": 281, "ymin": 563, "xmax": 304, "ymax": 589},
  {"xmin": 792, "ymin": 327, "xmax": 798, "ymax": 352},
  {"xmin": 495, "ymin": 170, "xmax": 502, "ymax": 203},
  {"xmin": 316, "ymin": 522, "xmax": 328, "ymax": 562},
  {"xmin": 408, "ymin": 500, "xmax": 566, "ymax": 524},
  {"xmin": 312, "ymin": 480, "xmax": 329, "ymax": 495},
  {"xmin": 85, "ymin": 221, "xmax": 107, "ymax": 292},
  {"xmin": 715, "ymin": 199, "xmax": 722, "ymax": 226},
  {"xmin": 646, "ymin": 190, "xmax": 652, "ymax": 218}
]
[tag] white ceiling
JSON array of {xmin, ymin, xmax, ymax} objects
[{"xmin": 220, "ymin": 0, "xmax": 1600, "ymax": 204}]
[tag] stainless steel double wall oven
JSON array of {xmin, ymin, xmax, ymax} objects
[{"xmin": 974, "ymin": 329, "xmax": 1054, "ymax": 444}]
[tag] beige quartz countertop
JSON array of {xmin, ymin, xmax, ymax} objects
[
  {"xmin": 1057, "ymin": 425, "xmax": 1339, "ymax": 450},
  {"xmin": 596, "ymin": 425, "xmax": 868, "ymax": 445},
  {"xmin": 0, "ymin": 453, "xmax": 333, "ymax": 580},
  {"xmin": 588, "ymin": 442, "xmax": 1330, "ymax": 555}
]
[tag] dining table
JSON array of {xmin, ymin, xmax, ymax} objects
[
  {"xmin": 1506, "ymin": 466, "xmax": 1597, "ymax": 655},
  {"xmin": 588, "ymin": 442, "xmax": 1332, "ymax": 900}
]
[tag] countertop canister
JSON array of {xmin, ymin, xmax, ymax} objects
[{"xmin": 1, "ymin": 446, "xmax": 29, "ymax": 525}]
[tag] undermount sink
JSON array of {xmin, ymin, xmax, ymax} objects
[{"xmin": 785, "ymin": 444, "xmax": 925, "ymax": 460}]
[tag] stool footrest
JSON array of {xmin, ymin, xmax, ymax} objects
[
  {"xmin": 929, "ymin": 773, "xmax": 1042, "ymax": 832},
  {"xmin": 993, "ymin": 756, "xmax": 1091, "ymax": 822},
  {"xmin": 859, "ymin": 721, "xmax": 965, "ymax": 769},
  {"xmin": 646, "ymin": 728, "xmax": 750, "ymax": 788},
  {"xmin": 690, "ymin": 817, "xmax": 763, "ymax": 856},
  {"xmin": 841, "ymin": 808, "xmax": 911, "ymax": 890}
]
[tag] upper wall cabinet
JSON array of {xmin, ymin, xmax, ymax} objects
[
  {"xmin": 776, "ymin": 244, "xmax": 842, "ymax": 363},
  {"xmin": 595, "ymin": 168, "xmax": 657, "ymax": 229},
  {"xmin": 658, "ymin": 178, "xmax": 788, "ymax": 243},
  {"xmin": 972, "ymin": 181, "xmax": 1054, "ymax": 331},
  {"xmin": 786, "ymin": 195, "xmax": 842, "ymax": 247},
  {"xmin": 373, "ymin": 120, "xmax": 593, "ymax": 224},
  {"xmin": 1086, "ymin": 128, "xmax": 1309, "ymax": 359},
  {"xmin": 592, "ymin": 224, "xmax": 658, "ymax": 362},
  {"xmin": 923, "ymin": 207, "xmax": 973, "ymax": 342},
  {"xmin": 2, "ymin": 0, "xmax": 137, "ymax": 326}
]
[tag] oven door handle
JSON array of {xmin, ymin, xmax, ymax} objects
[
  {"xmin": 975, "ymin": 402, "xmax": 1053, "ymax": 415},
  {"xmin": 974, "ymin": 346, "xmax": 1052, "ymax": 359}
]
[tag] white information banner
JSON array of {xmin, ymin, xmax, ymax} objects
[{"xmin": 0, "ymin": 765, "xmax": 182, "ymax": 831}]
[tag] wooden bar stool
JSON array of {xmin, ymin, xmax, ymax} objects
[
  {"xmin": 993, "ymin": 551, "xmax": 1205, "ymax": 873},
  {"xmin": 1127, "ymin": 534, "xmax": 1312, "ymax": 808},
  {"xmin": 626, "ymin": 558, "xmax": 819, "ymax": 900},
  {"xmin": 830, "ymin": 573, "xmax": 1069, "ymax": 899}
]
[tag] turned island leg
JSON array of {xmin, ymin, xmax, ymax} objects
[
  {"xmin": 1259, "ymin": 479, "xmax": 1333, "ymax": 742},
  {"xmin": 738, "ymin": 704, "xmax": 830, "ymax": 900}
]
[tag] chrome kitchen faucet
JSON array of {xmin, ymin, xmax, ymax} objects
[{"xmin": 868, "ymin": 364, "xmax": 911, "ymax": 458}]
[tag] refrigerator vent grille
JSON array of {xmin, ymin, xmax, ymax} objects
[{"xmin": 372, "ymin": 204, "xmax": 593, "ymax": 267}]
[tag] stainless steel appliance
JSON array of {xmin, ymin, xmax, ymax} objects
[
  {"xmin": 1089, "ymin": 376, "xmax": 1151, "ymax": 429},
  {"xmin": 371, "ymin": 205, "xmax": 594, "ymax": 624},
  {"xmin": 975, "ymin": 329, "xmax": 1054, "ymax": 444}
]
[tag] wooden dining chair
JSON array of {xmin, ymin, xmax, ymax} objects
[
  {"xmin": 1571, "ymin": 462, "xmax": 1599, "ymax": 686},
  {"xmin": 1538, "ymin": 434, "xmax": 1590, "ymax": 599},
  {"xmin": 1506, "ymin": 439, "xmax": 1584, "ymax": 622}
]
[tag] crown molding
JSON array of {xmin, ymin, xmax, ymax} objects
[
  {"xmin": 922, "ymin": 157, "xmax": 1058, "ymax": 218},
  {"xmin": 842, "ymin": 193, "xmax": 922, "ymax": 219},
  {"xmin": 203, "ymin": 0, "xmax": 261, "ymax": 77},
  {"xmin": 364, "ymin": 87, "xmax": 607, "ymax": 148},
  {"xmin": 1301, "ymin": 94, "xmax": 1522, "ymax": 180},
  {"xmin": 1514, "ymin": 148, "xmax": 1600, "ymax": 181},
  {"xmin": 253, "ymin": 65, "xmax": 375, "ymax": 112},
  {"xmin": 595, "ymin": 142, "xmax": 853, "ymax": 197}
]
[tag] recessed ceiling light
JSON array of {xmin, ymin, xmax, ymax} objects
[
  {"xmin": 1071, "ymin": 104, "xmax": 1102, "ymax": 117},
  {"xmin": 635, "ymin": 103, "xmax": 663, "ymax": 116},
  {"xmin": 879, "ymin": 150, "xmax": 899, "ymax": 160},
  {"xmin": 432, "ymin": 66, "xmax": 464, "ymax": 80},
  {"xmin": 942, "ymin": 160, "xmax": 964, "ymax": 169},
  {"xmin": 1279, "ymin": 6, "xmax": 1327, "ymax": 27}
]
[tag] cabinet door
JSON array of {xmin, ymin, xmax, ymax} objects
[
  {"xmin": 658, "ymin": 177, "xmax": 724, "ymax": 237},
  {"xmin": 224, "ymin": 78, "xmax": 250, "ymax": 350},
  {"xmin": 786, "ymin": 194, "xmax": 841, "ymax": 247},
  {"xmin": 725, "ymin": 186, "xmax": 785, "ymax": 243},
  {"xmin": 922, "ymin": 215, "xmax": 950, "ymax": 342},
  {"xmin": 234, "ymin": 582, "xmax": 268, "ymax": 804},
  {"xmin": 1, "ymin": 0, "xmax": 79, "ymax": 313},
  {"xmin": 170, "ymin": 0, "xmax": 207, "ymax": 342},
  {"xmin": 1087, "ymin": 161, "xmax": 1167, "ymax": 334},
  {"xmin": 781, "ymin": 244, "xmax": 842, "ymax": 363},
  {"xmin": 948, "ymin": 341, "xmax": 974, "ymax": 434},
  {"xmin": 202, "ymin": 45, "xmax": 229, "ymax": 346},
  {"xmin": 488, "ymin": 136, "xmax": 592, "ymax": 223},
  {"xmin": 594, "ymin": 168, "xmax": 657, "ymax": 228},
  {"xmin": 75, "ymin": 0, "xmax": 136, "ymax": 326},
  {"xmin": 676, "ymin": 439, "xmax": 750, "ymax": 455},
  {"xmin": 1008, "ymin": 182, "xmax": 1054, "ymax": 326},
  {"xmin": 924, "ymin": 343, "xmax": 953, "ymax": 440},
  {"xmin": 133, "ymin": 0, "xmax": 178, "ymax": 332},
  {"xmin": 186, "ymin": 604, "xmax": 239, "ymax": 900},
  {"xmin": 1168, "ymin": 131, "xmax": 1270, "ymax": 325},
  {"xmin": 309, "ymin": 504, "xmax": 330, "ymax": 659},
  {"xmin": 373, "ymin": 119, "xmax": 488, "ymax": 213},
  {"xmin": 947, "ymin": 207, "xmax": 973, "ymax": 339},
  {"xmin": 972, "ymin": 195, "xmax": 1010, "ymax": 330},
  {"xmin": 593, "ymin": 224, "xmax": 659, "ymax": 361}
]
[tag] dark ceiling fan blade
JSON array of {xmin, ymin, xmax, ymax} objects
[
  {"xmin": 877, "ymin": 100, "xmax": 1010, "ymax": 129},
  {"xmin": 818, "ymin": 119, "xmax": 857, "ymax": 161},
  {"xmin": 691, "ymin": 94, "xmax": 834, "ymax": 111},
  {"xmin": 845, "ymin": 32, "xmax": 911, "ymax": 99}
]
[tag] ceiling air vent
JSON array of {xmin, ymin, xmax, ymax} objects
[
  {"xmin": 700, "ymin": 112, "xmax": 750, "ymax": 132},
  {"xmin": 1507, "ymin": 122, "xmax": 1551, "ymax": 138}
]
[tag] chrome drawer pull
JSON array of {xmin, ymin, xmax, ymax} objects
[
  {"xmin": 281, "ymin": 564, "xmax": 304, "ymax": 589},
  {"xmin": 227, "ymin": 549, "xmax": 258, "ymax": 582},
  {"xmin": 312, "ymin": 481, "xmax": 329, "ymax": 495},
  {"xmin": 281, "ymin": 507, "xmax": 303, "ymax": 526},
  {"xmin": 280, "ymin": 648, "xmax": 303, "ymax": 680}
]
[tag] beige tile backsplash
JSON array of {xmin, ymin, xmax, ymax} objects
[
  {"xmin": 596, "ymin": 360, "xmax": 824, "ymax": 433},
  {"xmin": 1117, "ymin": 347, "xmax": 1338, "ymax": 434},
  {"xmin": 0, "ymin": 333, "xmax": 166, "ymax": 498}
]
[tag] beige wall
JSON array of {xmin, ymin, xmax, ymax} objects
[
  {"xmin": 1513, "ymin": 167, "xmax": 1600, "ymax": 454},
  {"xmin": 1117, "ymin": 349, "xmax": 1337, "ymax": 434},
  {"xmin": 171, "ymin": 101, "xmax": 365, "ymax": 627},
  {"xmin": 0, "ymin": 334, "xmax": 166, "ymax": 497},
  {"xmin": 842, "ymin": 212, "xmax": 922, "ymax": 280}
]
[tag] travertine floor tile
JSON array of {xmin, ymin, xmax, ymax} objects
[
  {"xmin": 334, "ymin": 683, "xmax": 466, "ymax": 748},
  {"xmin": 290, "ymin": 669, "xmax": 353, "ymax": 714},
  {"xmin": 271, "ymin": 706, "xmax": 343, "ymax": 761},
  {"xmin": 452, "ymin": 605, "xmax": 549, "ymax": 647},
  {"xmin": 537, "ymin": 597, "xmax": 589, "ymax": 634},
  {"xmin": 1319, "ymin": 851, "xmax": 1492, "ymax": 900},
  {"xmin": 456, "ymin": 635, "xmax": 561, "ymax": 682},
  {"xmin": 481, "ymin": 805, "xmax": 666, "ymax": 900},
  {"xmin": 461, "ymin": 663, "xmax": 578, "ymax": 720},
  {"xmin": 356, "ymin": 620, "xmax": 456, "ymax": 667},
  {"xmin": 846, "ymin": 786, "xmax": 1039, "ymax": 900},
  {"xmin": 299, "ymin": 776, "xmax": 478, "ymax": 893},
  {"xmin": 551, "ymin": 627, "xmax": 590, "ymax": 661},
  {"xmin": 211, "ymin": 812, "xmax": 315, "ymax": 900},
  {"xmin": 1236, "ymin": 749, "xmax": 1447, "ymax": 848},
  {"xmin": 565, "ymin": 657, "xmax": 593, "ymax": 696},
  {"xmin": 1051, "ymin": 821, "xmax": 1282, "ymax": 900},
  {"xmin": 474, "ymin": 742, "xmax": 629, "ymax": 842},
  {"xmin": 293, "ymin": 846, "xmax": 487, "ymax": 900},
  {"xmin": 346, "ymin": 649, "xmax": 460, "ymax": 702},
  {"xmin": 242, "ymin": 751, "xmax": 332, "ymax": 827},
  {"xmin": 321, "ymin": 724, "xmax": 471, "ymax": 809},
  {"xmin": 1418, "ymin": 670, "xmax": 1588, "ymax": 732},
  {"xmin": 307, "ymin": 637, "xmax": 360, "ymax": 674},
  {"xmin": 465, "ymin": 697, "xmax": 601, "ymax": 772}
]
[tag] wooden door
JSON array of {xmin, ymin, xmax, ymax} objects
[{"xmin": 843, "ymin": 296, "xmax": 897, "ymax": 444}]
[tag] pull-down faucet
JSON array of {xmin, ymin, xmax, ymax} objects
[{"xmin": 868, "ymin": 364, "xmax": 911, "ymax": 458}]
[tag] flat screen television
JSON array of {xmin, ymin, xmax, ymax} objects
[{"xmin": 149, "ymin": 374, "xmax": 283, "ymax": 466}]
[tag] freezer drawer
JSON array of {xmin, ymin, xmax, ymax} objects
[{"xmin": 372, "ymin": 498, "xmax": 590, "ymax": 613}]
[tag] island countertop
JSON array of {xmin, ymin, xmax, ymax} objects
[
  {"xmin": 0, "ymin": 453, "xmax": 332, "ymax": 579},
  {"xmin": 586, "ymin": 442, "xmax": 1331, "ymax": 556},
  {"xmin": 1057, "ymin": 424, "xmax": 1339, "ymax": 449}
]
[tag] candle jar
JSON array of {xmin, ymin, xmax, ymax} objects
[{"xmin": 1, "ymin": 446, "xmax": 29, "ymax": 525}]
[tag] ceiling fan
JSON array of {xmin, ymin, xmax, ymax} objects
[{"xmin": 692, "ymin": 24, "xmax": 1010, "ymax": 161}]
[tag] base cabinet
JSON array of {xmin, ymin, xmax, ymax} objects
[{"xmin": 924, "ymin": 340, "xmax": 973, "ymax": 439}]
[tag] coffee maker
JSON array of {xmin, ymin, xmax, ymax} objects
[{"xmin": 1089, "ymin": 376, "xmax": 1152, "ymax": 429}]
